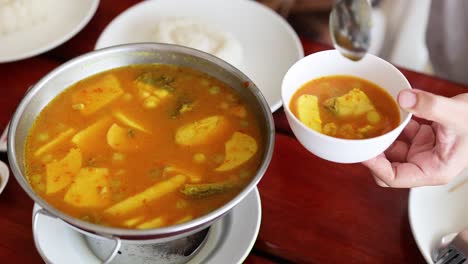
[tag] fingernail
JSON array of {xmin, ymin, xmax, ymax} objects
[{"xmin": 398, "ymin": 90, "xmax": 417, "ymax": 109}]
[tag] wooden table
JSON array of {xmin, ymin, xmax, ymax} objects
[{"xmin": 0, "ymin": 1, "xmax": 467, "ymax": 263}]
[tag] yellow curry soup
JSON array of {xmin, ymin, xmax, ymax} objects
[
  {"xmin": 290, "ymin": 75, "xmax": 400, "ymax": 139},
  {"xmin": 24, "ymin": 64, "xmax": 263, "ymax": 229}
]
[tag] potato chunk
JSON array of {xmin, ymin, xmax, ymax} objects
[
  {"xmin": 216, "ymin": 132, "xmax": 257, "ymax": 172},
  {"xmin": 122, "ymin": 216, "xmax": 144, "ymax": 228},
  {"xmin": 72, "ymin": 75, "xmax": 123, "ymax": 115},
  {"xmin": 71, "ymin": 117, "xmax": 112, "ymax": 150},
  {"xmin": 164, "ymin": 166, "xmax": 201, "ymax": 183},
  {"xmin": 113, "ymin": 111, "xmax": 149, "ymax": 133},
  {"xmin": 64, "ymin": 167, "xmax": 111, "ymax": 208},
  {"xmin": 136, "ymin": 217, "xmax": 166, "ymax": 229},
  {"xmin": 323, "ymin": 88, "xmax": 375, "ymax": 117},
  {"xmin": 34, "ymin": 128, "xmax": 76, "ymax": 157},
  {"xmin": 296, "ymin": 94, "xmax": 322, "ymax": 132},
  {"xmin": 106, "ymin": 123, "xmax": 143, "ymax": 151},
  {"xmin": 104, "ymin": 174, "xmax": 187, "ymax": 216},
  {"xmin": 230, "ymin": 105, "xmax": 247, "ymax": 118},
  {"xmin": 45, "ymin": 148, "xmax": 82, "ymax": 194},
  {"xmin": 175, "ymin": 115, "xmax": 227, "ymax": 146},
  {"xmin": 175, "ymin": 215, "xmax": 193, "ymax": 224}
]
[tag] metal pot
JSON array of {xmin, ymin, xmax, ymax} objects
[{"xmin": 7, "ymin": 43, "xmax": 274, "ymax": 258}]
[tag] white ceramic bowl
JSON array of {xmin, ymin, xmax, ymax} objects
[
  {"xmin": 0, "ymin": 160, "xmax": 9, "ymax": 195},
  {"xmin": 281, "ymin": 50, "xmax": 412, "ymax": 163}
]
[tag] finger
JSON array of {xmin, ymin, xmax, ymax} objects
[
  {"xmin": 402, "ymin": 119, "xmax": 420, "ymax": 141},
  {"xmin": 398, "ymin": 89, "xmax": 461, "ymax": 127},
  {"xmin": 433, "ymin": 123, "xmax": 458, "ymax": 160},
  {"xmin": 407, "ymin": 124, "xmax": 435, "ymax": 157},
  {"xmin": 385, "ymin": 140, "xmax": 409, "ymax": 162},
  {"xmin": 362, "ymin": 153, "xmax": 447, "ymax": 188},
  {"xmin": 431, "ymin": 122, "xmax": 439, "ymax": 132},
  {"xmin": 373, "ymin": 175, "xmax": 389, "ymax": 187},
  {"xmin": 451, "ymin": 93, "xmax": 468, "ymax": 103},
  {"xmin": 364, "ymin": 157, "xmax": 441, "ymax": 188},
  {"xmin": 387, "ymin": 162, "xmax": 443, "ymax": 187},
  {"xmin": 362, "ymin": 154, "xmax": 394, "ymax": 186}
]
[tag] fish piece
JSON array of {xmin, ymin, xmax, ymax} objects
[{"xmin": 323, "ymin": 88, "xmax": 376, "ymax": 117}]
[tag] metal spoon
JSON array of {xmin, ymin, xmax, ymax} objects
[
  {"xmin": 432, "ymin": 230, "xmax": 468, "ymax": 263},
  {"xmin": 329, "ymin": 0, "xmax": 372, "ymax": 61}
]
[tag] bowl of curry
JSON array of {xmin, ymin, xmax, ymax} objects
[
  {"xmin": 282, "ymin": 50, "xmax": 412, "ymax": 163},
  {"xmin": 7, "ymin": 43, "xmax": 274, "ymax": 242}
]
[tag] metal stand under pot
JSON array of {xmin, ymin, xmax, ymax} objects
[{"xmin": 32, "ymin": 188, "xmax": 261, "ymax": 264}]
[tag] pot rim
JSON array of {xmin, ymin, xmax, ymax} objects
[{"xmin": 7, "ymin": 43, "xmax": 275, "ymax": 238}]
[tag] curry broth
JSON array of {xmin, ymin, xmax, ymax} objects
[
  {"xmin": 290, "ymin": 75, "xmax": 400, "ymax": 139},
  {"xmin": 25, "ymin": 64, "xmax": 263, "ymax": 228}
]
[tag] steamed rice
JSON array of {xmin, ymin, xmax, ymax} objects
[
  {"xmin": 0, "ymin": 0, "xmax": 53, "ymax": 36},
  {"xmin": 151, "ymin": 17, "xmax": 243, "ymax": 68}
]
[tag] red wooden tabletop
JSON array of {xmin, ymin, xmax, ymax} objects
[{"xmin": 1, "ymin": 1, "xmax": 467, "ymax": 263}]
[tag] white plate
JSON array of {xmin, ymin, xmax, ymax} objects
[
  {"xmin": 0, "ymin": 0, "xmax": 99, "ymax": 63},
  {"xmin": 95, "ymin": 0, "xmax": 304, "ymax": 112},
  {"xmin": 409, "ymin": 169, "xmax": 468, "ymax": 263},
  {"xmin": 33, "ymin": 188, "xmax": 261, "ymax": 264}
]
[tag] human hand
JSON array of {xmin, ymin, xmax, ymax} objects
[{"xmin": 362, "ymin": 89, "xmax": 468, "ymax": 188}]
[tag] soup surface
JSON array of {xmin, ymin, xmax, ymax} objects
[
  {"xmin": 25, "ymin": 64, "xmax": 263, "ymax": 229},
  {"xmin": 290, "ymin": 75, "xmax": 400, "ymax": 139}
]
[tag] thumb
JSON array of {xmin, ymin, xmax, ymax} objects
[{"xmin": 398, "ymin": 89, "xmax": 459, "ymax": 126}]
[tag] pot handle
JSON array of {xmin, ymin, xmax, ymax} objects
[
  {"xmin": 32, "ymin": 208, "xmax": 122, "ymax": 264},
  {"xmin": 101, "ymin": 235, "xmax": 121, "ymax": 264}
]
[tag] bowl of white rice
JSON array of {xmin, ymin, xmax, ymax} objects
[
  {"xmin": 151, "ymin": 17, "xmax": 243, "ymax": 69},
  {"xmin": 0, "ymin": 0, "xmax": 52, "ymax": 37},
  {"xmin": 0, "ymin": 0, "xmax": 99, "ymax": 63}
]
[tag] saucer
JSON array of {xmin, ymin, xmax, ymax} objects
[{"xmin": 33, "ymin": 188, "xmax": 261, "ymax": 263}]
